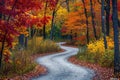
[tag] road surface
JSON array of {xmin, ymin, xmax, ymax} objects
[{"xmin": 32, "ymin": 42, "xmax": 94, "ymax": 80}]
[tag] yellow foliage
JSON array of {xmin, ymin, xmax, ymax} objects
[
  {"xmin": 106, "ymin": 37, "xmax": 114, "ymax": 49},
  {"xmin": 12, "ymin": 42, "xmax": 18, "ymax": 49},
  {"xmin": 87, "ymin": 39, "xmax": 105, "ymax": 54},
  {"xmin": 87, "ymin": 37, "xmax": 114, "ymax": 54},
  {"xmin": 3, "ymin": 49, "xmax": 11, "ymax": 56}
]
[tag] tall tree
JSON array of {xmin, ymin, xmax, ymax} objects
[
  {"xmin": 0, "ymin": 0, "xmax": 55, "ymax": 68},
  {"xmin": 66, "ymin": 0, "xmax": 70, "ymax": 12},
  {"xmin": 90, "ymin": 0, "xmax": 97, "ymax": 40},
  {"xmin": 105, "ymin": 0, "xmax": 110, "ymax": 36},
  {"xmin": 50, "ymin": 0, "xmax": 59, "ymax": 40},
  {"xmin": 82, "ymin": 0, "xmax": 89, "ymax": 43},
  {"xmin": 112, "ymin": 0, "xmax": 120, "ymax": 77},
  {"xmin": 43, "ymin": 1, "xmax": 48, "ymax": 40},
  {"xmin": 0, "ymin": 0, "xmax": 18, "ymax": 68},
  {"xmin": 50, "ymin": 9, "xmax": 56, "ymax": 40},
  {"xmin": 101, "ymin": 0, "xmax": 107, "ymax": 49}
]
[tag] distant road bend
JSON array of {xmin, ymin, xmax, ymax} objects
[{"xmin": 32, "ymin": 42, "xmax": 95, "ymax": 80}]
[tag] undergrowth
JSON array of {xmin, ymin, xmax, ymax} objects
[
  {"xmin": 0, "ymin": 37, "xmax": 61, "ymax": 79},
  {"xmin": 76, "ymin": 38, "xmax": 114, "ymax": 68}
]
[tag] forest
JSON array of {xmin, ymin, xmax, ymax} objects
[{"xmin": 0, "ymin": 0, "xmax": 120, "ymax": 80}]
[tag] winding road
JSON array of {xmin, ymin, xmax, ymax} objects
[{"xmin": 32, "ymin": 42, "xmax": 95, "ymax": 80}]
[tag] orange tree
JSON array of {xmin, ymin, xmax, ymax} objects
[
  {"xmin": 61, "ymin": 9, "xmax": 88, "ymax": 45},
  {"xmin": 61, "ymin": 1, "xmax": 101, "ymax": 45}
]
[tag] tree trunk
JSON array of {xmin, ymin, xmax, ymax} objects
[
  {"xmin": 105, "ymin": 0, "xmax": 110, "ymax": 36},
  {"xmin": 101, "ymin": 0, "xmax": 107, "ymax": 49},
  {"xmin": 90, "ymin": 0, "xmax": 97, "ymax": 40},
  {"xmin": 19, "ymin": 34, "xmax": 25, "ymax": 48},
  {"xmin": 0, "ymin": 0, "xmax": 4, "ymax": 19},
  {"xmin": 70, "ymin": 30, "xmax": 73, "ymax": 41},
  {"xmin": 50, "ymin": 10, "xmax": 56, "ymax": 40},
  {"xmin": 0, "ymin": 2, "xmax": 3, "ymax": 67},
  {"xmin": 24, "ymin": 37, "xmax": 28, "ymax": 49},
  {"xmin": 0, "ymin": 13, "xmax": 2, "ymax": 19},
  {"xmin": 0, "ymin": 32, "xmax": 7, "ymax": 68},
  {"xmin": 0, "ymin": 0, "xmax": 17, "ymax": 68},
  {"xmin": 82, "ymin": 0, "xmax": 89, "ymax": 43},
  {"xmin": 66, "ymin": 0, "xmax": 70, "ymax": 12},
  {"xmin": 112, "ymin": 0, "xmax": 120, "ymax": 77},
  {"xmin": 31, "ymin": 27, "xmax": 36, "ymax": 38},
  {"xmin": 43, "ymin": 1, "xmax": 48, "ymax": 40}
]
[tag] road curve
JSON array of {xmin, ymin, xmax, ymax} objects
[{"xmin": 32, "ymin": 42, "xmax": 95, "ymax": 80}]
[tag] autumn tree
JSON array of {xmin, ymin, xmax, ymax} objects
[
  {"xmin": 61, "ymin": 9, "xmax": 88, "ymax": 45},
  {"xmin": 82, "ymin": 0, "xmax": 89, "ymax": 43},
  {"xmin": 89, "ymin": 0, "xmax": 97, "ymax": 40},
  {"xmin": 50, "ymin": 8, "xmax": 56, "ymax": 40},
  {"xmin": 0, "ymin": 0, "xmax": 56, "ymax": 68},
  {"xmin": 50, "ymin": 0, "xmax": 67, "ymax": 40},
  {"xmin": 66, "ymin": 0, "xmax": 70, "ymax": 12},
  {"xmin": 101, "ymin": 0, "xmax": 108, "ymax": 49},
  {"xmin": 42, "ymin": 0, "xmax": 57, "ymax": 40},
  {"xmin": 105, "ymin": 0, "xmax": 111, "ymax": 36},
  {"xmin": 43, "ymin": 1, "xmax": 48, "ymax": 40}
]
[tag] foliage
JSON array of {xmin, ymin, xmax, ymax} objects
[
  {"xmin": 61, "ymin": 0, "xmax": 101, "ymax": 45},
  {"xmin": 0, "ymin": 50, "xmax": 36, "ymax": 78},
  {"xmin": 27, "ymin": 37, "xmax": 61, "ymax": 54},
  {"xmin": 0, "ymin": 37, "xmax": 60, "ymax": 78},
  {"xmin": 0, "ymin": 0, "xmax": 119, "ymax": 78},
  {"xmin": 55, "ymin": 6, "xmax": 68, "ymax": 25},
  {"xmin": 99, "ymin": 49, "xmax": 114, "ymax": 67},
  {"xmin": 0, "ymin": 0, "xmax": 59, "ymax": 67},
  {"xmin": 77, "ymin": 37, "xmax": 114, "ymax": 67},
  {"xmin": 87, "ymin": 37, "xmax": 114, "ymax": 54},
  {"xmin": 39, "ymin": 40, "xmax": 60, "ymax": 53}
]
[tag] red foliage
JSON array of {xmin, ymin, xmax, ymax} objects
[
  {"xmin": 0, "ymin": 20, "xmax": 18, "ymax": 47},
  {"xmin": 0, "ymin": 0, "xmax": 56, "ymax": 48},
  {"xmin": 118, "ymin": 0, "xmax": 120, "ymax": 11}
]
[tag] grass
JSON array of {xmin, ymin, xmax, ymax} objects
[
  {"xmin": 27, "ymin": 37, "xmax": 61, "ymax": 54},
  {"xmin": 0, "ymin": 50, "xmax": 36, "ymax": 78},
  {"xmin": 0, "ymin": 37, "xmax": 61, "ymax": 79},
  {"xmin": 76, "ymin": 46, "xmax": 114, "ymax": 68},
  {"xmin": 76, "ymin": 38, "xmax": 114, "ymax": 68}
]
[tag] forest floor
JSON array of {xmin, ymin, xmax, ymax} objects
[{"xmin": 69, "ymin": 56, "xmax": 114, "ymax": 80}]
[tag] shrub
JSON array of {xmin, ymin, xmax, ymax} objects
[
  {"xmin": 0, "ymin": 37, "xmax": 60, "ymax": 78},
  {"xmin": 77, "ymin": 37, "xmax": 114, "ymax": 67},
  {"xmin": 87, "ymin": 37, "xmax": 114, "ymax": 54},
  {"xmin": 0, "ymin": 50, "xmax": 36, "ymax": 78},
  {"xmin": 38, "ymin": 40, "xmax": 60, "ymax": 53},
  {"xmin": 28, "ymin": 37, "xmax": 61, "ymax": 54},
  {"xmin": 99, "ymin": 49, "xmax": 114, "ymax": 67}
]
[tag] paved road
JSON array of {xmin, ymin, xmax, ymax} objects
[{"xmin": 32, "ymin": 42, "xmax": 94, "ymax": 80}]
